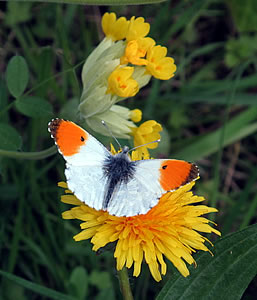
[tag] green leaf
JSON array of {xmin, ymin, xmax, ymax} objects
[
  {"xmin": 4, "ymin": 0, "xmax": 166, "ymax": 4},
  {"xmin": 0, "ymin": 270, "xmax": 75, "ymax": 300},
  {"xmin": 69, "ymin": 267, "xmax": 88, "ymax": 300},
  {"xmin": 225, "ymin": 35, "xmax": 257, "ymax": 68},
  {"xmin": 59, "ymin": 97, "xmax": 79, "ymax": 121},
  {"xmin": 89, "ymin": 271, "xmax": 112, "ymax": 290},
  {"xmin": 0, "ymin": 79, "xmax": 9, "ymax": 122},
  {"xmin": 157, "ymin": 224, "xmax": 257, "ymax": 300},
  {"xmin": 95, "ymin": 288, "xmax": 115, "ymax": 300},
  {"xmin": 0, "ymin": 79, "xmax": 8, "ymax": 109},
  {"xmin": 6, "ymin": 56, "xmax": 29, "ymax": 98},
  {"xmin": 0, "ymin": 123, "xmax": 22, "ymax": 151},
  {"xmin": 226, "ymin": 0, "xmax": 257, "ymax": 32},
  {"xmin": 173, "ymin": 107, "xmax": 257, "ymax": 161},
  {"xmin": 88, "ymin": 271, "xmax": 114, "ymax": 300},
  {"xmin": 5, "ymin": 2, "xmax": 32, "ymax": 26},
  {"xmin": 15, "ymin": 96, "xmax": 53, "ymax": 118}
]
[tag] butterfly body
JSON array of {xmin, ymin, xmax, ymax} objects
[{"xmin": 49, "ymin": 119, "xmax": 199, "ymax": 217}]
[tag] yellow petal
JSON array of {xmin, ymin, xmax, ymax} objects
[
  {"xmin": 130, "ymin": 109, "xmax": 142, "ymax": 123},
  {"xmin": 61, "ymin": 195, "xmax": 82, "ymax": 206},
  {"xmin": 107, "ymin": 66, "xmax": 139, "ymax": 98},
  {"xmin": 146, "ymin": 45, "xmax": 177, "ymax": 80},
  {"xmin": 126, "ymin": 16, "xmax": 150, "ymax": 41},
  {"xmin": 102, "ymin": 12, "xmax": 129, "ymax": 41}
]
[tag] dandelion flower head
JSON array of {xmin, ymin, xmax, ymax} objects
[{"xmin": 60, "ymin": 148, "xmax": 220, "ymax": 281}]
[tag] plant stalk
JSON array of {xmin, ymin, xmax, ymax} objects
[
  {"xmin": 0, "ymin": 145, "xmax": 57, "ymax": 160},
  {"xmin": 117, "ymin": 267, "xmax": 134, "ymax": 300}
]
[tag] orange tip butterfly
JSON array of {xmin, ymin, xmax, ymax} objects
[{"xmin": 48, "ymin": 118, "xmax": 199, "ymax": 217}]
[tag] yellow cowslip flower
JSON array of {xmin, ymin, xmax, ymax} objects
[
  {"xmin": 79, "ymin": 12, "xmax": 176, "ymax": 139},
  {"xmin": 120, "ymin": 37, "xmax": 156, "ymax": 66},
  {"xmin": 146, "ymin": 45, "xmax": 177, "ymax": 80},
  {"xmin": 60, "ymin": 163, "xmax": 220, "ymax": 281},
  {"xmin": 131, "ymin": 120, "xmax": 162, "ymax": 159},
  {"xmin": 126, "ymin": 16, "xmax": 150, "ymax": 42},
  {"xmin": 106, "ymin": 66, "xmax": 139, "ymax": 98},
  {"xmin": 130, "ymin": 109, "xmax": 142, "ymax": 123},
  {"xmin": 85, "ymin": 105, "xmax": 140, "ymax": 139},
  {"xmin": 102, "ymin": 12, "xmax": 130, "ymax": 41}
]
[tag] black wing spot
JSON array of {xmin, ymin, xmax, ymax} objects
[
  {"xmin": 81, "ymin": 136, "xmax": 85, "ymax": 142},
  {"xmin": 162, "ymin": 165, "xmax": 168, "ymax": 170}
]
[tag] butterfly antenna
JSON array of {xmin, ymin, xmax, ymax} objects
[
  {"xmin": 128, "ymin": 139, "xmax": 161, "ymax": 153},
  {"xmin": 101, "ymin": 120, "xmax": 122, "ymax": 149}
]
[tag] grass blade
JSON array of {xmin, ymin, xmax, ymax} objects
[
  {"xmin": 173, "ymin": 107, "xmax": 257, "ymax": 161},
  {"xmin": 0, "ymin": 270, "xmax": 75, "ymax": 300}
]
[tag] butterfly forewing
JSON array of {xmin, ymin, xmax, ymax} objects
[
  {"xmin": 134, "ymin": 159, "xmax": 199, "ymax": 192},
  {"xmin": 48, "ymin": 119, "xmax": 110, "ymax": 166}
]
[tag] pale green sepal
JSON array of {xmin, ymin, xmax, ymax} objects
[
  {"xmin": 133, "ymin": 66, "xmax": 152, "ymax": 88},
  {"xmin": 110, "ymin": 105, "xmax": 131, "ymax": 119},
  {"xmin": 79, "ymin": 86, "xmax": 117, "ymax": 118},
  {"xmin": 86, "ymin": 105, "xmax": 136, "ymax": 139},
  {"xmin": 82, "ymin": 41, "xmax": 125, "ymax": 92},
  {"xmin": 81, "ymin": 37, "xmax": 113, "ymax": 82},
  {"xmin": 82, "ymin": 59, "xmax": 120, "ymax": 97}
]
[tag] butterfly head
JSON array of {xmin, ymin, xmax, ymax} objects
[{"xmin": 122, "ymin": 146, "xmax": 129, "ymax": 154}]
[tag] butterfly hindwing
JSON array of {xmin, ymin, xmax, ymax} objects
[
  {"xmin": 106, "ymin": 175, "xmax": 162, "ymax": 216},
  {"xmin": 65, "ymin": 164, "xmax": 108, "ymax": 211}
]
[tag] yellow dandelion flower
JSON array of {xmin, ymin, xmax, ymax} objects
[
  {"xmin": 126, "ymin": 16, "xmax": 150, "ymax": 42},
  {"xmin": 131, "ymin": 120, "xmax": 162, "ymax": 159},
  {"xmin": 146, "ymin": 45, "xmax": 177, "ymax": 80},
  {"xmin": 120, "ymin": 37, "xmax": 156, "ymax": 66},
  {"xmin": 106, "ymin": 66, "xmax": 139, "ymax": 98},
  {"xmin": 60, "ymin": 179, "xmax": 220, "ymax": 282},
  {"xmin": 102, "ymin": 12, "xmax": 129, "ymax": 41}
]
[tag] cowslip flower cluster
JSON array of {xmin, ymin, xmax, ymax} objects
[
  {"xmin": 60, "ymin": 148, "xmax": 220, "ymax": 282},
  {"xmin": 79, "ymin": 12, "xmax": 176, "ymax": 139}
]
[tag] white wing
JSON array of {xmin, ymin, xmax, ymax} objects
[
  {"xmin": 107, "ymin": 160, "xmax": 164, "ymax": 217},
  {"xmin": 68, "ymin": 133, "xmax": 109, "ymax": 166},
  {"xmin": 65, "ymin": 164, "xmax": 108, "ymax": 211}
]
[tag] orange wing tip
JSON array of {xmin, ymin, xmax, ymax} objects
[
  {"xmin": 48, "ymin": 118, "xmax": 63, "ymax": 139},
  {"xmin": 49, "ymin": 119, "xmax": 88, "ymax": 157},
  {"xmin": 160, "ymin": 160, "xmax": 199, "ymax": 192},
  {"xmin": 182, "ymin": 163, "xmax": 199, "ymax": 186}
]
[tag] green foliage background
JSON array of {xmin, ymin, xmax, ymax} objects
[{"xmin": 1, "ymin": 0, "xmax": 257, "ymax": 299}]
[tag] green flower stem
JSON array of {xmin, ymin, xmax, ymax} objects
[
  {"xmin": 0, "ymin": 145, "xmax": 57, "ymax": 160},
  {"xmin": 117, "ymin": 267, "xmax": 134, "ymax": 300}
]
